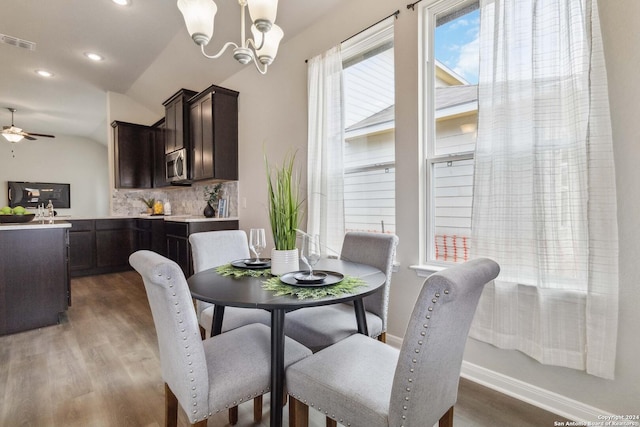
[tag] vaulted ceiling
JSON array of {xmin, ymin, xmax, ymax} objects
[{"xmin": 0, "ymin": 0, "xmax": 342, "ymax": 144}]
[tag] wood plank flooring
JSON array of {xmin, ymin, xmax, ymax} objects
[{"xmin": 0, "ymin": 271, "xmax": 563, "ymax": 426}]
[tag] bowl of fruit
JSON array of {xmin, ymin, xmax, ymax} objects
[{"xmin": 0, "ymin": 206, "xmax": 36, "ymax": 223}]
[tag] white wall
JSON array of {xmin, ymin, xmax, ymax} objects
[
  {"xmin": 0, "ymin": 134, "xmax": 109, "ymax": 216},
  {"xmin": 213, "ymin": 0, "xmax": 639, "ymax": 417}
]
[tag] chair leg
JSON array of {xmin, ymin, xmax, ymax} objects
[
  {"xmin": 289, "ymin": 396, "xmax": 309, "ymax": 427},
  {"xmin": 253, "ymin": 395, "xmax": 263, "ymax": 422},
  {"xmin": 377, "ymin": 332, "xmax": 387, "ymax": 343},
  {"xmin": 164, "ymin": 383, "xmax": 179, "ymax": 427},
  {"xmin": 229, "ymin": 406, "xmax": 238, "ymax": 425},
  {"xmin": 439, "ymin": 406, "xmax": 454, "ymax": 427},
  {"xmin": 326, "ymin": 417, "xmax": 337, "ymax": 427}
]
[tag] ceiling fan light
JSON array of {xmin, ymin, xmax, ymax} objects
[
  {"xmin": 247, "ymin": 0, "xmax": 278, "ymax": 32},
  {"xmin": 251, "ymin": 23, "xmax": 283, "ymax": 64},
  {"xmin": 177, "ymin": 0, "xmax": 217, "ymax": 46},
  {"xmin": 2, "ymin": 133, "xmax": 23, "ymax": 143},
  {"xmin": 112, "ymin": 0, "xmax": 131, "ymax": 6},
  {"xmin": 35, "ymin": 69, "xmax": 54, "ymax": 78},
  {"xmin": 85, "ymin": 52, "xmax": 104, "ymax": 61}
]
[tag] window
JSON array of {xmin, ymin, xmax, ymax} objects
[
  {"xmin": 342, "ymin": 22, "xmax": 395, "ymax": 236},
  {"xmin": 424, "ymin": 0, "xmax": 479, "ymax": 264}
]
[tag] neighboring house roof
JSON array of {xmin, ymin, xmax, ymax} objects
[
  {"xmin": 346, "ymin": 84, "xmax": 478, "ymax": 135},
  {"xmin": 346, "ymin": 105, "xmax": 394, "ymax": 134},
  {"xmin": 436, "ymin": 85, "xmax": 478, "ymax": 110}
]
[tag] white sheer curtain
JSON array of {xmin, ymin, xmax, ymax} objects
[
  {"xmin": 307, "ymin": 46, "xmax": 345, "ymax": 256},
  {"xmin": 470, "ymin": 0, "xmax": 618, "ymax": 379}
]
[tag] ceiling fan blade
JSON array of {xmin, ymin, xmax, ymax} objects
[
  {"xmin": 23, "ymin": 135, "xmax": 37, "ymax": 141},
  {"xmin": 24, "ymin": 132, "xmax": 55, "ymax": 138}
]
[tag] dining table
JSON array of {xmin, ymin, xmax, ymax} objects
[{"xmin": 187, "ymin": 257, "xmax": 387, "ymax": 427}]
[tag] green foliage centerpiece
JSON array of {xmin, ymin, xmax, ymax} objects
[{"xmin": 265, "ymin": 151, "xmax": 303, "ymax": 275}]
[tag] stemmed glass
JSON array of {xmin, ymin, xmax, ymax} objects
[
  {"xmin": 300, "ymin": 233, "xmax": 322, "ymax": 280},
  {"xmin": 249, "ymin": 228, "xmax": 266, "ymax": 264}
]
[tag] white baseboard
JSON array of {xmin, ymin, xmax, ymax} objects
[
  {"xmin": 385, "ymin": 334, "xmax": 612, "ymax": 422},
  {"xmin": 460, "ymin": 361, "xmax": 614, "ymax": 422}
]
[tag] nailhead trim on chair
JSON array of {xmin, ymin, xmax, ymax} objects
[
  {"xmin": 159, "ymin": 271, "xmax": 212, "ymax": 423},
  {"xmin": 397, "ymin": 287, "xmax": 449, "ymax": 426}
]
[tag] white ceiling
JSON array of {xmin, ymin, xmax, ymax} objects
[{"xmin": 0, "ymin": 0, "xmax": 341, "ymax": 144}]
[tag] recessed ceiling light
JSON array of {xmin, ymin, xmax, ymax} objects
[
  {"xmin": 35, "ymin": 69, "xmax": 54, "ymax": 77},
  {"xmin": 85, "ymin": 52, "xmax": 104, "ymax": 61},
  {"xmin": 112, "ymin": 0, "xmax": 131, "ymax": 6}
]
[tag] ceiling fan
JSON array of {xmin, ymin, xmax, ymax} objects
[{"xmin": 2, "ymin": 108, "xmax": 55, "ymax": 143}]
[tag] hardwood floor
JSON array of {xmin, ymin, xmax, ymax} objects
[{"xmin": 0, "ymin": 271, "xmax": 563, "ymax": 426}]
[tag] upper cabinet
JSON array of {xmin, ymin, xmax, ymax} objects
[
  {"xmin": 189, "ymin": 85, "xmax": 239, "ymax": 181},
  {"xmin": 112, "ymin": 121, "xmax": 153, "ymax": 189},
  {"xmin": 163, "ymin": 89, "xmax": 197, "ymax": 154}
]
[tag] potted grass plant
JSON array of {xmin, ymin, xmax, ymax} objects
[{"xmin": 265, "ymin": 151, "xmax": 303, "ymax": 275}]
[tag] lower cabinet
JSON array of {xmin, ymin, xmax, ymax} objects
[
  {"xmin": 165, "ymin": 220, "xmax": 239, "ymax": 276},
  {"xmin": 69, "ymin": 219, "xmax": 135, "ymax": 277},
  {"xmin": 69, "ymin": 218, "xmax": 237, "ymax": 277},
  {"xmin": 0, "ymin": 227, "xmax": 70, "ymax": 335}
]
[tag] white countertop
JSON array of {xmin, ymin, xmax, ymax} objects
[
  {"xmin": 0, "ymin": 220, "xmax": 72, "ymax": 231},
  {"xmin": 56, "ymin": 215, "xmax": 239, "ymax": 223}
]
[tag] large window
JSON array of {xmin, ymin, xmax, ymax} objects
[
  {"xmin": 342, "ymin": 22, "xmax": 395, "ymax": 235},
  {"xmin": 424, "ymin": 0, "xmax": 479, "ymax": 264}
]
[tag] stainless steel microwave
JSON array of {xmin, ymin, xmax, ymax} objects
[{"xmin": 166, "ymin": 148, "xmax": 188, "ymax": 183}]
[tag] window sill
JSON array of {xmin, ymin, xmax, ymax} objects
[{"xmin": 409, "ymin": 264, "xmax": 448, "ymax": 278}]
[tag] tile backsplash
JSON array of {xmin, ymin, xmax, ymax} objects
[{"xmin": 112, "ymin": 181, "xmax": 238, "ymax": 217}]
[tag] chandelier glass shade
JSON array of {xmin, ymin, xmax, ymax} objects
[{"xmin": 177, "ymin": 0, "xmax": 282, "ymax": 74}]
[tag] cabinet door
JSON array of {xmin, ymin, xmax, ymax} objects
[
  {"xmin": 189, "ymin": 87, "xmax": 238, "ymax": 182},
  {"xmin": 69, "ymin": 230, "xmax": 95, "ymax": 271},
  {"xmin": 153, "ymin": 122, "xmax": 169, "ymax": 188},
  {"xmin": 96, "ymin": 219, "xmax": 135, "ymax": 268},
  {"xmin": 211, "ymin": 90, "xmax": 238, "ymax": 180},
  {"xmin": 166, "ymin": 235, "xmax": 189, "ymax": 275},
  {"xmin": 164, "ymin": 89, "xmax": 198, "ymax": 154},
  {"xmin": 190, "ymin": 94, "xmax": 214, "ymax": 181},
  {"xmin": 112, "ymin": 121, "xmax": 153, "ymax": 189}
]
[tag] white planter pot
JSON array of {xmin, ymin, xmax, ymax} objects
[{"xmin": 270, "ymin": 248, "xmax": 299, "ymax": 276}]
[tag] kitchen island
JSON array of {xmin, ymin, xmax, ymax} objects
[{"xmin": 0, "ymin": 220, "xmax": 71, "ymax": 335}]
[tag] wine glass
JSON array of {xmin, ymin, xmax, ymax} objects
[
  {"xmin": 249, "ymin": 228, "xmax": 266, "ymax": 263},
  {"xmin": 300, "ymin": 234, "xmax": 322, "ymax": 279}
]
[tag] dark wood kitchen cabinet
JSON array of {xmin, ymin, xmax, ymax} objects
[
  {"xmin": 135, "ymin": 218, "xmax": 166, "ymax": 256},
  {"xmin": 189, "ymin": 85, "xmax": 239, "ymax": 181},
  {"xmin": 165, "ymin": 220, "xmax": 238, "ymax": 276},
  {"xmin": 163, "ymin": 89, "xmax": 197, "ymax": 154},
  {"xmin": 69, "ymin": 219, "xmax": 135, "ymax": 277},
  {"xmin": 112, "ymin": 121, "xmax": 153, "ymax": 189},
  {"xmin": 68, "ymin": 220, "xmax": 95, "ymax": 272},
  {"xmin": 1, "ymin": 226, "xmax": 70, "ymax": 335},
  {"xmin": 152, "ymin": 118, "xmax": 169, "ymax": 188}
]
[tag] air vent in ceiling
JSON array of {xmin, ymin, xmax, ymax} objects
[{"xmin": 0, "ymin": 33, "xmax": 36, "ymax": 51}]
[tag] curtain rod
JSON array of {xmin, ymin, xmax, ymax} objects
[
  {"xmin": 406, "ymin": 0, "xmax": 423, "ymax": 11},
  {"xmin": 305, "ymin": 10, "xmax": 400, "ymax": 63},
  {"xmin": 341, "ymin": 9, "xmax": 400, "ymax": 45}
]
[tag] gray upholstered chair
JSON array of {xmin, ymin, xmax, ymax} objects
[
  {"xmin": 284, "ymin": 232, "xmax": 399, "ymax": 352},
  {"xmin": 285, "ymin": 258, "xmax": 500, "ymax": 427},
  {"xmin": 189, "ymin": 230, "xmax": 271, "ymax": 338},
  {"xmin": 129, "ymin": 250, "xmax": 311, "ymax": 427}
]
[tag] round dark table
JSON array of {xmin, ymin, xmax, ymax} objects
[{"xmin": 187, "ymin": 258, "xmax": 386, "ymax": 427}]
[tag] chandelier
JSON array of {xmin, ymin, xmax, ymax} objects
[{"xmin": 177, "ymin": 0, "xmax": 283, "ymax": 75}]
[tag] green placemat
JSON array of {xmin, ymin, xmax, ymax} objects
[
  {"xmin": 262, "ymin": 275, "xmax": 366, "ymax": 300},
  {"xmin": 216, "ymin": 263, "xmax": 272, "ymax": 278}
]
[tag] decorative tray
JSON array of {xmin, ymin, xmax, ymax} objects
[
  {"xmin": 0, "ymin": 214, "xmax": 36, "ymax": 224},
  {"xmin": 231, "ymin": 258, "xmax": 271, "ymax": 269},
  {"xmin": 279, "ymin": 270, "xmax": 344, "ymax": 287}
]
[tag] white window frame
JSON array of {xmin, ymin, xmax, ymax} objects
[{"xmin": 416, "ymin": 0, "xmax": 478, "ymax": 273}]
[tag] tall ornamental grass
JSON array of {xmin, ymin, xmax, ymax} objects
[{"xmin": 265, "ymin": 151, "xmax": 302, "ymax": 250}]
